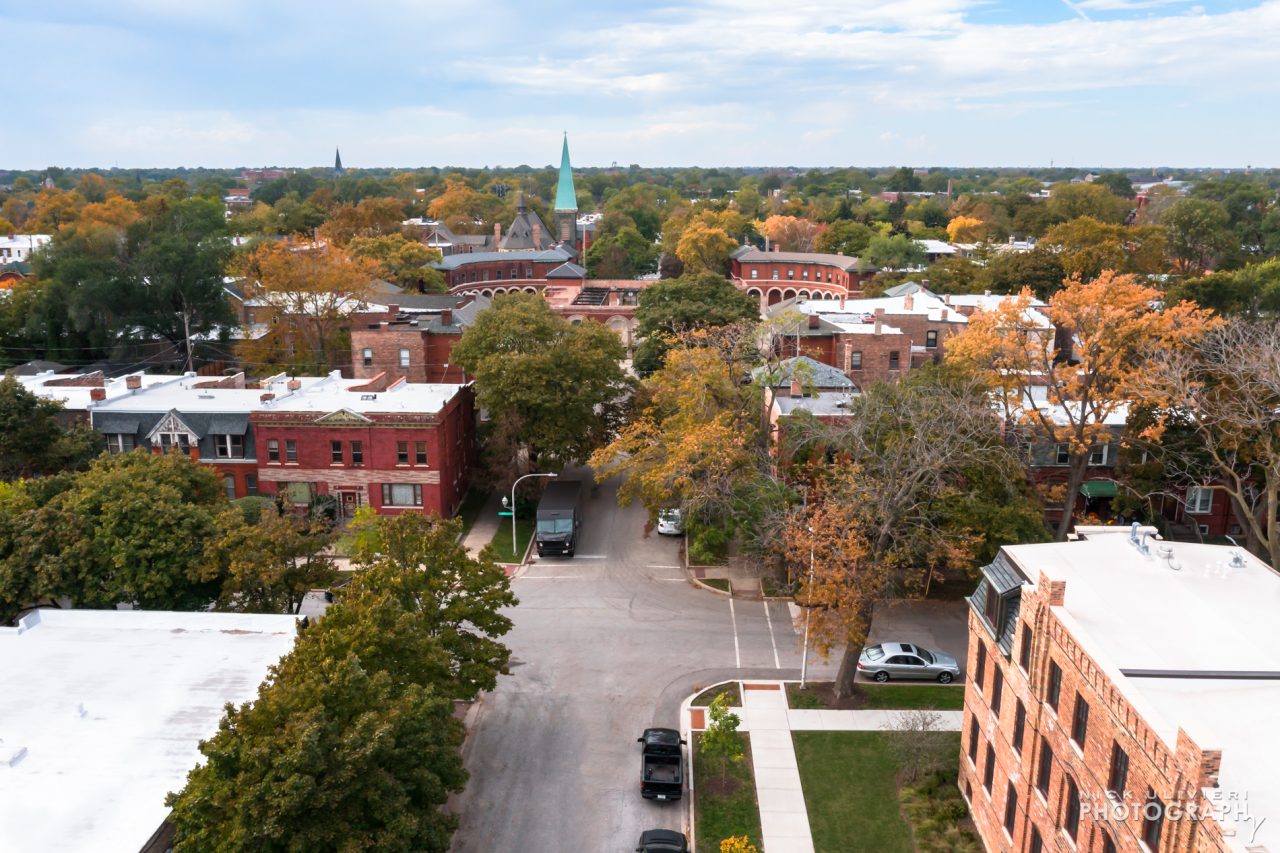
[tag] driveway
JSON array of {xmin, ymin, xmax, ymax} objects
[
  {"xmin": 448, "ymin": 472, "xmax": 837, "ymax": 852},
  {"xmin": 861, "ymin": 598, "xmax": 971, "ymax": 682}
]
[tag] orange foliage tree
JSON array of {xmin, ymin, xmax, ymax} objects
[
  {"xmin": 946, "ymin": 215, "xmax": 987, "ymax": 243},
  {"xmin": 947, "ymin": 273, "xmax": 1219, "ymax": 540},
  {"xmin": 756, "ymin": 215, "xmax": 824, "ymax": 252},
  {"xmin": 676, "ymin": 222, "xmax": 737, "ymax": 275}
]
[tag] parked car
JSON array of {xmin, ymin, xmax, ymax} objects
[
  {"xmin": 637, "ymin": 727, "xmax": 685, "ymax": 800},
  {"xmin": 636, "ymin": 828, "xmax": 689, "ymax": 852},
  {"xmin": 656, "ymin": 508, "xmax": 683, "ymax": 536},
  {"xmin": 857, "ymin": 642, "xmax": 960, "ymax": 684}
]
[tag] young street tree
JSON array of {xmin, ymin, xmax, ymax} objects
[
  {"xmin": 701, "ymin": 692, "xmax": 744, "ymax": 784},
  {"xmin": 451, "ymin": 292, "xmax": 630, "ymax": 480},
  {"xmin": 947, "ymin": 273, "xmax": 1218, "ymax": 540}
]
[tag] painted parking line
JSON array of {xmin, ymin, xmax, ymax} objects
[
  {"xmin": 729, "ymin": 597, "xmax": 742, "ymax": 668},
  {"xmin": 763, "ymin": 600, "xmax": 781, "ymax": 669},
  {"xmin": 646, "ymin": 564, "xmax": 682, "ymax": 569}
]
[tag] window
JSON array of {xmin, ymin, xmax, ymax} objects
[
  {"xmin": 991, "ymin": 666, "xmax": 1004, "ymax": 716},
  {"xmin": 397, "ymin": 441, "xmax": 409, "ymax": 464},
  {"xmin": 787, "ymin": 269, "xmax": 794, "ymax": 279},
  {"xmin": 975, "ymin": 642, "xmax": 987, "ymax": 690},
  {"xmin": 1063, "ymin": 776, "xmax": 1081, "ymax": 841},
  {"xmin": 399, "ymin": 348, "xmax": 411, "ymax": 368},
  {"xmin": 351, "ymin": 441, "xmax": 363, "ymax": 467},
  {"xmin": 214, "ymin": 434, "xmax": 245, "ymax": 459},
  {"xmin": 983, "ymin": 583, "xmax": 999, "ymax": 627},
  {"xmin": 1029, "ymin": 828, "xmax": 1043, "ymax": 853},
  {"xmin": 105, "ymin": 433, "xmax": 135, "ymax": 454},
  {"xmin": 1187, "ymin": 486, "xmax": 1213, "ymax": 514},
  {"xmin": 1036, "ymin": 739, "xmax": 1054, "ymax": 797},
  {"xmin": 1056, "ymin": 443, "xmax": 1071, "ymax": 465},
  {"xmin": 1047, "ymin": 661, "xmax": 1062, "ymax": 712},
  {"xmin": 381, "ymin": 483, "xmax": 423, "ymax": 507},
  {"xmin": 751, "ymin": 269, "xmax": 758, "ymax": 279},
  {"xmin": 245, "ymin": 474, "xmax": 258, "ymax": 495},
  {"xmin": 968, "ymin": 718, "xmax": 980, "ymax": 764},
  {"xmin": 158, "ymin": 432, "xmax": 192, "ymax": 450},
  {"xmin": 285, "ymin": 482, "xmax": 312, "ymax": 504},
  {"xmin": 267, "ymin": 439, "xmax": 280, "ymax": 462},
  {"xmin": 1013, "ymin": 700, "xmax": 1026, "ymax": 753},
  {"xmin": 285, "ymin": 439, "xmax": 297, "ymax": 463},
  {"xmin": 1019, "ymin": 623, "xmax": 1032, "ymax": 671},
  {"xmin": 362, "ymin": 348, "xmax": 373, "ymax": 367},
  {"xmin": 415, "ymin": 441, "xmax": 427, "ymax": 465},
  {"xmin": 331, "ymin": 440, "xmax": 343, "ymax": 464},
  {"xmin": 223, "ymin": 475, "xmax": 236, "ymax": 500},
  {"xmin": 889, "ymin": 350, "xmax": 900, "ymax": 370},
  {"xmin": 850, "ymin": 351, "xmax": 863, "ymax": 370},
  {"xmin": 1143, "ymin": 789, "xmax": 1164, "ymax": 849},
  {"xmin": 982, "ymin": 744, "xmax": 995, "ymax": 793},
  {"xmin": 771, "ymin": 270, "xmax": 779, "ymax": 280},
  {"xmin": 1108, "ymin": 743, "xmax": 1130, "ymax": 798},
  {"xmin": 1004, "ymin": 781, "xmax": 1018, "ymax": 835},
  {"xmin": 926, "ymin": 329, "xmax": 938, "ymax": 348},
  {"xmin": 1089, "ymin": 444, "xmax": 1114, "ymax": 466},
  {"xmin": 1071, "ymin": 694, "xmax": 1090, "ymax": 748}
]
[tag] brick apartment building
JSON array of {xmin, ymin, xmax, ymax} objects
[
  {"xmin": 729, "ymin": 246, "xmax": 877, "ymax": 310},
  {"xmin": 251, "ymin": 373, "xmax": 475, "ymax": 518},
  {"xmin": 962, "ymin": 527, "xmax": 1279, "ymax": 853},
  {"xmin": 351, "ymin": 296, "xmax": 491, "ymax": 384}
]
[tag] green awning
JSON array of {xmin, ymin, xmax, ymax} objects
[{"xmin": 1079, "ymin": 480, "xmax": 1118, "ymax": 498}]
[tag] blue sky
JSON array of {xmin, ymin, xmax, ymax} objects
[{"xmin": 2, "ymin": 0, "xmax": 1277, "ymax": 169}]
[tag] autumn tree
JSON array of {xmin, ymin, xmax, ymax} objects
[
  {"xmin": 632, "ymin": 273, "xmax": 759, "ymax": 375},
  {"xmin": 1133, "ymin": 320, "xmax": 1280, "ymax": 566},
  {"xmin": 756, "ymin": 215, "xmax": 823, "ymax": 252},
  {"xmin": 1040, "ymin": 216, "xmax": 1165, "ymax": 281},
  {"xmin": 427, "ymin": 179, "xmax": 502, "ymax": 233},
  {"xmin": 451, "ymin": 293, "xmax": 630, "ymax": 480},
  {"xmin": 1045, "ymin": 182, "xmax": 1131, "ymax": 224},
  {"xmin": 347, "ymin": 233, "xmax": 443, "ymax": 290},
  {"xmin": 946, "ymin": 215, "xmax": 987, "ymax": 243},
  {"xmin": 236, "ymin": 239, "xmax": 379, "ymax": 373},
  {"xmin": 317, "ymin": 196, "xmax": 407, "ymax": 246},
  {"xmin": 948, "ymin": 274, "xmax": 1218, "ymax": 540},
  {"xmin": 676, "ymin": 221, "xmax": 737, "ymax": 275}
]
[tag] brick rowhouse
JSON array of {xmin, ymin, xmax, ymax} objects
[{"xmin": 961, "ymin": 526, "xmax": 1279, "ymax": 853}]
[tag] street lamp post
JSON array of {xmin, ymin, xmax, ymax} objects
[
  {"xmin": 801, "ymin": 528, "xmax": 816, "ymax": 688},
  {"xmin": 504, "ymin": 472, "xmax": 558, "ymax": 557}
]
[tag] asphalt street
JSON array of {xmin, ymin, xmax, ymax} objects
[{"xmin": 448, "ymin": 474, "xmax": 836, "ymax": 853}]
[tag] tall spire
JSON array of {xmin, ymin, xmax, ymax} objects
[
  {"xmin": 554, "ymin": 133, "xmax": 577, "ymax": 212},
  {"xmin": 334, "ymin": 147, "xmax": 344, "ymax": 176}
]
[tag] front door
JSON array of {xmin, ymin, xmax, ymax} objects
[{"xmin": 340, "ymin": 491, "xmax": 358, "ymax": 519}]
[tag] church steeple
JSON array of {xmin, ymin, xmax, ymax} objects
[
  {"xmin": 334, "ymin": 148, "xmax": 345, "ymax": 177},
  {"xmin": 553, "ymin": 133, "xmax": 578, "ymax": 247}
]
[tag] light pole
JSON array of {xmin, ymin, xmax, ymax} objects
[
  {"xmin": 801, "ymin": 526, "xmax": 816, "ymax": 688},
  {"xmin": 503, "ymin": 472, "xmax": 557, "ymax": 557}
]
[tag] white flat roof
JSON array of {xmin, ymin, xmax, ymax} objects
[
  {"xmin": 790, "ymin": 295, "xmax": 967, "ymax": 324},
  {"xmin": 0, "ymin": 609, "xmax": 299, "ymax": 853},
  {"xmin": 91, "ymin": 374, "xmax": 329, "ymax": 414},
  {"xmin": 16, "ymin": 372, "xmax": 179, "ymax": 410},
  {"xmin": 1004, "ymin": 535, "xmax": 1280, "ymax": 850},
  {"xmin": 265, "ymin": 378, "xmax": 467, "ymax": 415}
]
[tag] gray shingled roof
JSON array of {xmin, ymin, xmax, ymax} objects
[
  {"xmin": 545, "ymin": 261, "xmax": 587, "ymax": 279},
  {"xmin": 432, "ymin": 247, "xmax": 574, "ymax": 271},
  {"xmin": 752, "ymin": 356, "xmax": 854, "ymax": 390},
  {"xmin": 731, "ymin": 246, "xmax": 871, "ymax": 272}
]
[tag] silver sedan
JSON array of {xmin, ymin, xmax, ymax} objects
[{"xmin": 857, "ymin": 642, "xmax": 960, "ymax": 684}]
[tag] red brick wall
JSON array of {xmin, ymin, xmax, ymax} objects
[
  {"xmin": 249, "ymin": 387, "xmax": 475, "ymax": 517},
  {"xmin": 445, "ymin": 259, "xmax": 562, "ymax": 288},
  {"xmin": 835, "ymin": 330, "xmax": 911, "ymax": 387},
  {"xmin": 961, "ymin": 570, "xmax": 1229, "ymax": 853},
  {"xmin": 350, "ymin": 327, "xmax": 467, "ymax": 383}
]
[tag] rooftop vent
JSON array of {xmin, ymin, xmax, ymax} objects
[
  {"xmin": 1230, "ymin": 550, "xmax": 1248, "ymax": 569},
  {"xmin": 360, "ymin": 394, "xmax": 377, "ymax": 401},
  {"xmin": 1, "ymin": 745, "xmax": 27, "ymax": 767}
]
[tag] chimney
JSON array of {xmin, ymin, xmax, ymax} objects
[
  {"xmin": 904, "ymin": 293, "xmax": 914, "ymax": 311},
  {"xmin": 494, "ymin": 222, "xmax": 502, "ymax": 242},
  {"xmin": 125, "ymin": 375, "xmax": 142, "ymax": 390},
  {"xmin": 387, "ymin": 304, "xmax": 399, "ymax": 317},
  {"xmin": 89, "ymin": 388, "xmax": 106, "ymax": 402},
  {"xmin": 440, "ymin": 308, "xmax": 453, "ymax": 326},
  {"xmin": 260, "ymin": 393, "xmax": 275, "ymax": 402},
  {"xmin": 941, "ymin": 308, "xmax": 950, "ymax": 321},
  {"xmin": 874, "ymin": 318, "xmax": 882, "ymax": 334},
  {"xmin": 287, "ymin": 379, "xmax": 301, "ymax": 391},
  {"xmin": 532, "ymin": 222, "xmax": 542, "ymax": 247},
  {"xmin": 189, "ymin": 446, "xmax": 200, "ymax": 462},
  {"xmin": 807, "ymin": 313, "xmax": 819, "ymax": 330},
  {"xmin": 920, "ymin": 279, "xmax": 929, "ymax": 288},
  {"xmin": 839, "ymin": 293, "xmax": 846, "ymax": 309},
  {"xmin": 1046, "ymin": 579, "xmax": 1067, "ymax": 607},
  {"xmin": 789, "ymin": 378, "xmax": 802, "ymax": 398},
  {"xmin": 943, "ymin": 294, "xmax": 951, "ymax": 305}
]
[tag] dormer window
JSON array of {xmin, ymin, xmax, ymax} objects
[{"xmin": 969, "ymin": 552, "xmax": 1027, "ymax": 657}]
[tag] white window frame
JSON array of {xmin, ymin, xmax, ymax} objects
[
  {"xmin": 105, "ymin": 434, "xmax": 135, "ymax": 454},
  {"xmin": 1055, "ymin": 443, "xmax": 1071, "ymax": 465},
  {"xmin": 362, "ymin": 348, "xmax": 373, "ymax": 367},
  {"xmin": 213, "ymin": 434, "xmax": 244, "ymax": 459},
  {"xmin": 1088, "ymin": 444, "xmax": 1114, "ymax": 466},
  {"xmin": 399, "ymin": 348, "xmax": 411, "ymax": 368},
  {"xmin": 382, "ymin": 483, "xmax": 423, "ymax": 507},
  {"xmin": 1186, "ymin": 486, "xmax": 1213, "ymax": 515}
]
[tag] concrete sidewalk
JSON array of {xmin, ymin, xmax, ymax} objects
[
  {"xmin": 686, "ymin": 680, "xmax": 964, "ymax": 853},
  {"xmin": 460, "ymin": 491, "xmax": 503, "ymax": 558}
]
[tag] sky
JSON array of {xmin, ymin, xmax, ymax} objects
[{"xmin": 2, "ymin": 0, "xmax": 1277, "ymax": 169}]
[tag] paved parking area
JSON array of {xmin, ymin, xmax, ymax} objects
[
  {"xmin": 862, "ymin": 598, "xmax": 971, "ymax": 681},
  {"xmin": 448, "ymin": 473, "xmax": 836, "ymax": 852}
]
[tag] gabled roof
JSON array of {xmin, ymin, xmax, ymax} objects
[
  {"xmin": 753, "ymin": 356, "xmax": 854, "ymax": 390},
  {"xmin": 499, "ymin": 206, "xmax": 557, "ymax": 252},
  {"xmin": 545, "ymin": 261, "xmax": 587, "ymax": 279}
]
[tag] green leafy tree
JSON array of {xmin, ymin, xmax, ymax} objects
[
  {"xmin": 632, "ymin": 273, "xmax": 759, "ymax": 375},
  {"xmin": 450, "ymin": 293, "xmax": 630, "ymax": 478},
  {"xmin": 701, "ymin": 692, "xmax": 743, "ymax": 783},
  {"xmin": 0, "ymin": 376, "xmax": 102, "ymax": 478},
  {"xmin": 215, "ymin": 510, "xmax": 337, "ymax": 614},
  {"xmin": 814, "ymin": 220, "xmax": 875, "ymax": 257},
  {"xmin": 585, "ymin": 224, "xmax": 659, "ymax": 278},
  {"xmin": 1045, "ymin": 182, "xmax": 1131, "ymax": 224},
  {"xmin": 982, "ymin": 247, "xmax": 1066, "ymax": 300},
  {"xmin": 1165, "ymin": 259, "xmax": 1280, "ymax": 316},
  {"xmin": 1161, "ymin": 198, "xmax": 1235, "ymax": 275},
  {"xmin": 884, "ymin": 166, "xmax": 922, "ymax": 193},
  {"xmin": 864, "ymin": 234, "xmax": 925, "ymax": 270}
]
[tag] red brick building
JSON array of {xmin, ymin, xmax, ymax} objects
[
  {"xmin": 251, "ymin": 373, "xmax": 475, "ymax": 518},
  {"xmin": 962, "ymin": 528, "xmax": 1279, "ymax": 853},
  {"xmin": 729, "ymin": 246, "xmax": 877, "ymax": 309},
  {"xmin": 351, "ymin": 297, "xmax": 491, "ymax": 384}
]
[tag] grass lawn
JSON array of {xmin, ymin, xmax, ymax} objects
[
  {"xmin": 793, "ymin": 731, "xmax": 974, "ymax": 853},
  {"xmin": 694, "ymin": 732, "xmax": 762, "ymax": 853},
  {"xmin": 453, "ymin": 488, "xmax": 490, "ymax": 538},
  {"xmin": 487, "ymin": 517, "xmax": 534, "ymax": 564},
  {"xmin": 701, "ymin": 578, "xmax": 731, "ymax": 593},
  {"xmin": 786, "ymin": 682, "xmax": 964, "ymax": 711},
  {"xmin": 691, "ymin": 682, "xmax": 742, "ymax": 708}
]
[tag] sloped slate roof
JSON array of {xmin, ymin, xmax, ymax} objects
[
  {"xmin": 753, "ymin": 356, "xmax": 854, "ymax": 389},
  {"xmin": 432, "ymin": 247, "xmax": 574, "ymax": 271},
  {"xmin": 545, "ymin": 262, "xmax": 587, "ymax": 279}
]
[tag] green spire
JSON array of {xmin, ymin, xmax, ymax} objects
[{"xmin": 554, "ymin": 133, "xmax": 577, "ymax": 211}]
